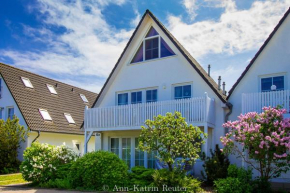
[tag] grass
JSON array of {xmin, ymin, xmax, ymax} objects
[{"xmin": 0, "ymin": 173, "xmax": 27, "ymax": 186}]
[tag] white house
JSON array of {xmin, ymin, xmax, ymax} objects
[
  {"xmin": 0, "ymin": 63, "xmax": 97, "ymax": 160},
  {"xmin": 227, "ymin": 7, "xmax": 290, "ymax": 183},
  {"xmin": 84, "ymin": 9, "xmax": 231, "ymax": 176}
]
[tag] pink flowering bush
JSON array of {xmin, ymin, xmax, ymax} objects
[{"xmin": 221, "ymin": 107, "xmax": 290, "ymax": 181}]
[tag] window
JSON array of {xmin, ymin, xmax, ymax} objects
[
  {"xmin": 64, "ymin": 113, "xmax": 75, "ymax": 124},
  {"xmin": 261, "ymin": 76, "xmax": 284, "ymax": 92},
  {"xmin": 80, "ymin": 94, "xmax": 89, "ymax": 103},
  {"xmin": 47, "ymin": 84, "xmax": 57, "ymax": 94},
  {"xmin": 111, "ymin": 138, "xmax": 119, "ymax": 156},
  {"xmin": 21, "ymin": 77, "xmax": 33, "ymax": 88},
  {"xmin": 174, "ymin": 85, "xmax": 191, "ymax": 99},
  {"xmin": 7, "ymin": 107, "xmax": 14, "ymax": 120},
  {"xmin": 122, "ymin": 138, "xmax": 131, "ymax": 168},
  {"xmin": 146, "ymin": 89, "xmax": 157, "ymax": 103},
  {"xmin": 131, "ymin": 91, "xmax": 142, "ymax": 104},
  {"xmin": 39, "ymin": 109, "xmax": 52, "ymax": 121},
  {"xmin": 148, "ymin": 150, "xmax": 157, "ymax": 169},
  {"xmin": 135, "ymin": 138, "xmax": 144, "ymax": 167},
  {"xmin": 118, "ymin": 93, "xmax": 128, "ymax": 105},
  {"xmin": 0, "ymin": 108, "xmax": 3, "ymax": 119},
  {"xmin": 131, "ymin": 27, "xmax": 175, "ymax": 64}
]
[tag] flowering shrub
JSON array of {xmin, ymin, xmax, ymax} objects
[
  {"xmin": 221, "ymin": 107, "xmax": 290, "ymax": 182},
  {"xmin": 20, "ymin": 142, "xmax": 77, "ymax": 184}
]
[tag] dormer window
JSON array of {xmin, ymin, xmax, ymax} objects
[
  {"xmin": 21, "ymin": 77, "xmax": 33, "ymax": 88},
  {"xmin": 47, "ymin": 84, "xmax": 57, "ymax": 94},
  {"xmin": 39, "ymin": 109, "xmax": 52, "ymax": 121},
  {"xmin": 80, "ymin": 94, "xmax": 88, "ymax": 103},
  {"xmin": 64, "ymin": 113, "xmax": 75, "ymax": 124},
  {"xmin": 131, "ymin": 27, "xmax": 175, "ymax": 64}
]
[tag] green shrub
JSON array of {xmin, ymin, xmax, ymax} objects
[
  {"xmin": 152, "ymin": 169, "xmax": 202, "ymax": 193},
  {"xmin": 39, "ymin": 178, "xmax": 72, "ymax": 189},
  {"xmin": 20, "ymin": 142, "xmax": 77, "ymax": 184},
  {"xmin": 201, "ymin": 144, "xmax": 230, "ymax": 185},
  {"xmin": 0, "ymin": 117, "xmax": 28, "ymax": 174},
  {"xmin": 68, "ymin": 151, "xmax": 128, "ymax": 191},
  {"xmin": 128, "ymin": 166, "xmax": 155, "ymax": 187},
  {"xmin": 252, "ymin": 178, "xmax": 272, "ymax": 193},
  {"xmin": 214, "ymin": 165, "xmax": 252, "ymax": 193}
]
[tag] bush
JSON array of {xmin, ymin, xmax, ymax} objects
[
  {"xmin": 68, "ymin": 151, "xmax": 128, "ymax": 191},
  {"xmin": 201, "ymin": 144, "xmax": 230, "ymax": 185},
  {"xmin": 0, "ymin": 117, "xmax": 28, "ymax": 174},
  {"xmin": 214, "ymin": 165, "xmax": 252, "ymax": 193},
  {"xmin": 128, "ymin": 166, "xmax": 155, "ymax": 187},
  {"xmin": 39, "ymin": 178, "xmax": 72, "ymax": 189},
  {"xmin": 152, "ymin": 169, "xmax": 202, "ymax": 193},
  {"xmin": 20, "ymin": 142, "xmax": 77, "ymax": 184}
]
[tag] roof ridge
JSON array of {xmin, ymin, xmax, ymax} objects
[
  {"xmin": 227, "ymin": 7, "xmax": 290, "ymax": 99},
  {"xmin": 0, "ymin": 62, "xmax": 97, "ymax": 95}
]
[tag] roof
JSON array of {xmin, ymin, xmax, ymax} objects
[
  {"xmin": 227, "ymin": 7, "xmax": 290, "ymax": 99},
  {"xmin": 0, "ymin": 63, "xmax": 98, "ymax": 135},
  {"xmin": 92, "ymin": 9, "xmax": 227, "ymax": 107}
]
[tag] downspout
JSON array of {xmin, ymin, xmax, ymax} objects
[
  {"xmin": 31, "ymin": 130, "xmax": 40, "ymax": 143},
  {"xmin": 224, "ymin": 102, "xmax": 233, "ymax": 134}
]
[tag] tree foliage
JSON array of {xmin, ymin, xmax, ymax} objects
[
  {"xmin": 139, "ymin": 112, "xmax": 206, "ymax": 171},
  {"xmin": 0, "ymin": 116, "xmax": 28, "ymax": 173},
  {"xmin": 221, "ymin": 107, "xmax": 290, "ymax": 182}
]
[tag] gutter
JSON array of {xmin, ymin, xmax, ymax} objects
[{"xmin": 31, "ymin": 130, "xmax": 40, "ymax": 143}]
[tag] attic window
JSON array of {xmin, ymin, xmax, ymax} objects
[
  {"xmin": 39, "ymin": 109, "xmax": 52, "ymax": 121},
  {"xmin": 131, "ymin": 26, "xmax": 175, "ymax": 64},
  {"xmin": 47, "ymin": 84, "xmax": 57, "ymax": 94},
  {"xmin": 80, "ymin": 94, "xmax": 88, "ymax": 103},
  {"xmin": 64, "ymin": 113, "xmax": 75, "ymax": 124},
  {"xmin": 21, "ymin": 77, "xmax": 33, "ymax": 88}
]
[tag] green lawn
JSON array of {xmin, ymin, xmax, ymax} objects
[{"xmin": 0, "ymin": 173, "xmax": 27, "ymax": 186}]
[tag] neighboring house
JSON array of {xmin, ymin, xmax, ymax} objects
[
  {"xmin": 0, "ymin": 63, "xmax": 97, "ymax": 160},
  {"xmin": 84, "ymin": 9, "xmax": 231, "ymax": 177},
  {"xmin": 227, "ymin": 8, "xmax": 290, "ymax": 182}
]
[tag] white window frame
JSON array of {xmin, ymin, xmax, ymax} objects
[
  {"xmin": 47, "ymin": 84, "xmax": 57, "ymax": 95},
  {"xmin": 39, "ymin": 109, "xmax": 52, "ymax": 121},
  {"xmin": 129, "ymin": 25, "xmax": 176, "ymax": 65},
  {"xmin": 0, "ymin": 107, "xmax": 3, "ymax": 119},
  {"xmin": 7, "ymin": 106, "xmax": 14, "ymax": 120},
  {"xmin": 259, "ymin": 73, "xmax": 287, "ymax": 92},
  {"xmin": 172, "ymin": 82, "xmax": 193, "ymax": 100},
  {"xmin": 64, "ymin": 113, "xmax": 75, "ymax": 124},
  {"xmin": 21, "ymin": 77, "xmax": 34, "ymax": 88},
  {"xmin": 80, "ymin": 94, "xmax": 89, "ymax": 103}
]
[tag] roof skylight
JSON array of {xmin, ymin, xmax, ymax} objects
[
  {"xmin": 21, "ymin": 77, "xmax": 34, "ymax": 88},
  {"xmin": 64, "ymin": 113, "xmax": 75, "ymax": 124},
  {"xmin": 80, "ymin": 94, "xmax": 88, "ymax": 103},
  {"xmin": 47, "ymin": 84, "xmax": 57, "ymax": 94},
  {"xmin": 39, "ymin": 109, "xmax": 52, "ymax": 121}
]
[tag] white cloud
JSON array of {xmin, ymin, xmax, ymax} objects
[
  {"xmin": 168, "ymin": 0, "xmax": 290, "ymax": 60},
  {"xmin": 183, "ymin": 0, "xmax": 198, "ymax": 20},
  {"xmin": 0, "ymin": 0, "xmax": 133, "ymax": 92}
]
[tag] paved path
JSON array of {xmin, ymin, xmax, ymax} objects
[{"xmin": 0, "ymin": 186, "xmax": 97, "ymax": 193}]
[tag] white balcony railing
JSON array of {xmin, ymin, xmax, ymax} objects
[
  {"xmin": 85, "ymin": 93, "xmax": 215, "ymax": 131},
  {"xmin": 242, "ymin": 90, "xmax": 290, "ymax": 114}
]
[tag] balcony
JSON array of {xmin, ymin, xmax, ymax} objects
[
  {"xmin": 84, "ymin": 93, "xmax": 215, "ymax": 131},
  {"xmin": 242, "ymin": 90, "xmax": 290, "ymax": 115}
]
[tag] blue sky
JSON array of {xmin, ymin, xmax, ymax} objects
[{"xmin": 0, "ymin": 0, "xmax": 289, "ymax": 93}]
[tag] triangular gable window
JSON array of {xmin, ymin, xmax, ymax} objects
[
  {"xmin": 145, "ymin": 26, "xmax": 159, "ymax": 37},
  {"xmin": 131, "ymin": 26, "xmax": 175, "ymax": 64}
]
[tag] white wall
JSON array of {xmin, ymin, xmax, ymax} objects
[
  {"xmin": 28, "ymin": 132, "xmax": 95, "ymax": 155},
  {"xmin": 94, "ymin": 15, "xmax": 227, "ymax": 150},
  {"xmin": 0, "ymin": 75, "xmax": 28, "ymax": 160},
  {"xmin": 228, "ymin": 14, "xmax": 290, "ymax": 181}
]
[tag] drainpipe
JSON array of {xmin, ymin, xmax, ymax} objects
[
  {"xmin": 224, "ymin": 102, "xmax": 233, "ymax": 134},
  {"xmin": 32, "ymin": 130, "xmax": 40, "ymax": 143}
]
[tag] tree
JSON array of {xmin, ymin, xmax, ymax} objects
[
  {"xmin": 221, "ymin": 106, "xmax": 290, "ymax": 182},
  {"xmin": 139, "ymin": 112, "xmax": 206, "ymax": 171},
  {"xmin": 0, "ymin": 116, "xmax": 28, "ymax": 173}
]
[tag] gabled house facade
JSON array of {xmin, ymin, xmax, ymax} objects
[
  {"xmin": 0, "ymin": 63, "xmax": 97, "ymax": 160},
  {"xmin": 84, "ymin": 10, "xmax": 231, "ymax": 176},
  {"xmin": 227, "ymin": 7, "xmax": 290, "ymax": 182}
]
